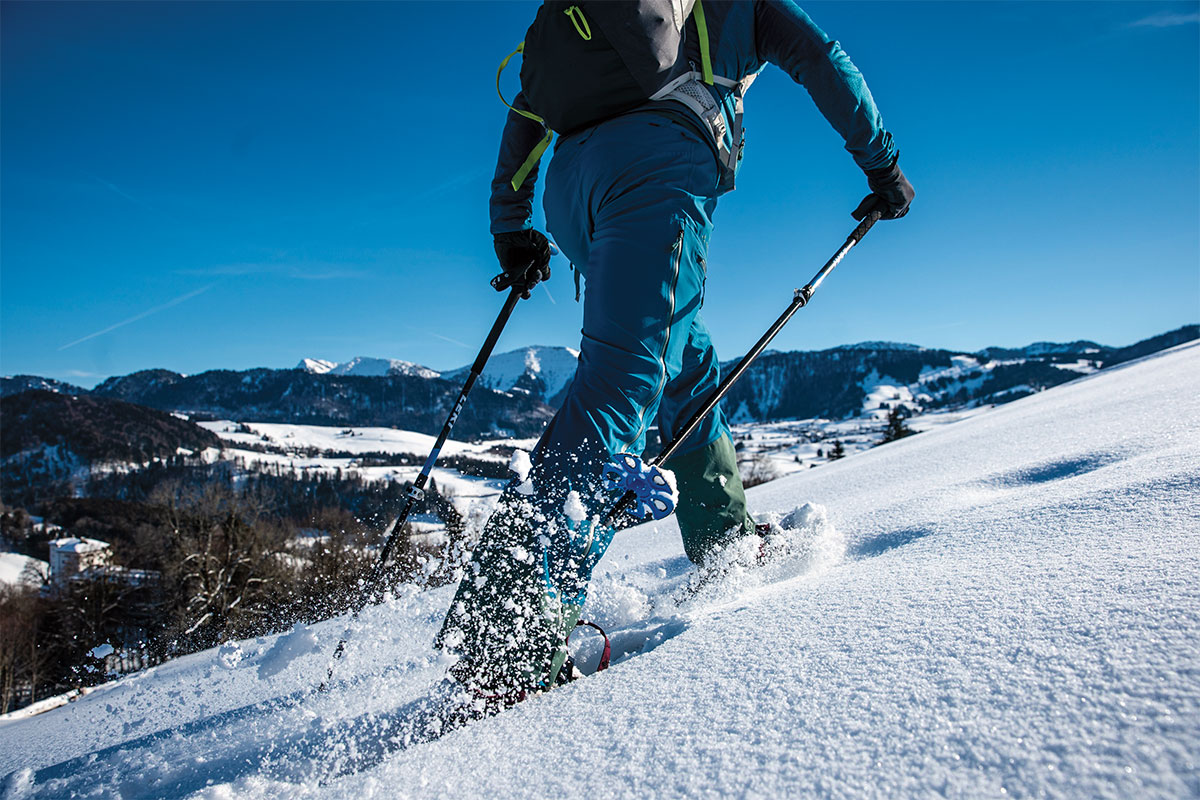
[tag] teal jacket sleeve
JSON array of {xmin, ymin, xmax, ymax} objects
[
  {"xmin": 489, "ymin": 91, "xmax": 546, "ymax": 235},
  {"xmin": 754, "ymin": 0, "xmax": 897, "ymax": 171}
]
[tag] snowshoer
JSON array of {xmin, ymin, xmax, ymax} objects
[{"xmin": 437, "ymin": 0, "xmax": 914, "ymax": 701}]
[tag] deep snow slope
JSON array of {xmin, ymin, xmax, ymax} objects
[{"xmin": 2, "ymin": 344, "xmax": 1197, "ymax": 799}]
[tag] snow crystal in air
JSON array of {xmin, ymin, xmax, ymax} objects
[
  {"xmin": 760, "ymin": 501, "xmax": 844, "ymax": 577},
  {"xmin": 217, "ymin": 641, "xmax": 245, "ymax": 670},
  {"xmin": 510, "ymin": 449, "xmax": 535, "ymax": 494},
  {"xmin": 584, "ymin": 571, "xmax": 653, "ymax": 630},
  {"xmin": 508, "ymin": 449, "xmax": 532, "ymax": 481},
  {"xmin": 89, "ymin": 643, "xmax": 114, "ymax": 660},
  {"xmin": 256, "ymin": 623, "xmax": 320, "ymax": 680},
  {"xmin": 677, "ymin": 502, "xmax": 843, "ymax": 609},
  {"xmin": 563, "ymin": 490, "xmax": 588, "ymax": 522}
]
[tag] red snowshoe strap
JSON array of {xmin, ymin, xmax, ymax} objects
[
  {"xmin": 569, "ymin": 619, "xmax": 611, "ymax": 672},
  {"xmin": 469, "ymin": 685, "xmax": 528, "ymax": 713}
]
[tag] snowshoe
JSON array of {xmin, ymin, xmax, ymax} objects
[
  {"xmin": 440, "ymin": 618, "xmax": 612, "ymax": 725},
  {"xmin": 675, "ymin": 503, "xmax": 841, "ymax": 605}
]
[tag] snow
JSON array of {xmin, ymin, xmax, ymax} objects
[
  {"xmin": 858, "ymin": 369, "xmax": 915, "ymax": 417},
  {"xmin": 509, "ymin": 449, "xmax": 535, "ymax": 495},
  {"xmin": 198, "ymin": 421, "xmax": 514, "ymax": 511},
  {"xmin": 0, "ymin": 553, "xmax": 48, "ymax": 587},
  {"xmin": 198, "ymin": 421, "xmax": 499, "ymax": 460},
  {"xmin": 562, "ymin": 490, "xmax": 587, "ymax": 523},
  {"xmin": 48, "ymin": 537, "xmax": 107, "ymax": 554},
  {"xmin": 1, "ymin": 343, "xmax": 1197, "ymax": 798},
  {"xmin": 298, "ymin": 358, "xmax": 337, "ymax": 374},
  {"xmin": 256, "ymin": 625, "xmax": 321, "ymax": 681},
  {"xmin": 837, "ymin": 341, "xmax": 924, "ymax": 351},
  {"xmin": 217, "ymin": 642, "xmax": 246, "ymax": 671},
  {"xmin": 507, "ymin": 449, "xmax": 532, "ymax": 481},
  {"xmin": 1052, "ymin": 359, "xmax": 1099, "ymax": 374}
]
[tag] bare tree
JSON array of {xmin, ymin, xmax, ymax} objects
[
  {"xmin": 156, "ymin": 483, "xmax": 291, "ymax": 649},
  {"xmin": 740, "ymin": 454, "xmax": 781, "ymax": 489},
  {"xmin": 290, "ymin": 506, "xmax": 380, "ymax": 620},
  {"xmin": 0, "ymin": 585, "xmax": 51, "ymax": 713}
]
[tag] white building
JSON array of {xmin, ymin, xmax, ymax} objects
[{"xmin": 48, "ymin": 537, "xmax": 111, "ymax": 586}]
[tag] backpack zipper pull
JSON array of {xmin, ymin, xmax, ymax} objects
[{"xmin": 564, "ymin": 6, "xmax": 592, "ymax": 41}]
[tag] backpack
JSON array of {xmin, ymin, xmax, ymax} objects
[
  {"xmin": 498, "ymin": 0, "xmax": 727, "ymax": 191},
  {"xmin": 521, "ymin": 1, "xmax": 696, "ymax": 135}
]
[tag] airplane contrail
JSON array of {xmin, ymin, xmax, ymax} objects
[
  {"xmin": 430, "ymin": 332, "xmax": 469, "ymax": 348},
  {"xmin": 58, "ymin": 284, "xmax": 215, "ymax": 351}
]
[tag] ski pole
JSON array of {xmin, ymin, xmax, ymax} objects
[
  {"xmin": 603, "ymin": 207, "xmax": 884, "ymax": 528},
  {"xmin": 321, "ymin": 283, "xmax": 523, "ymax": 690}
]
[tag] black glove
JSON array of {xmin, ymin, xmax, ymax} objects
[
  {"xmin": 493, "ymin": 229, "xmax": 552, "ymax": 298},
  {"xmin": 853, "ymin": 159, "xmax": 915, "ymax": 221}
]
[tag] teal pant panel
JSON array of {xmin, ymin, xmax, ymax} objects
[{"xmin": 542, "ymin": 113, "xmax": 729, "ymax": 476}]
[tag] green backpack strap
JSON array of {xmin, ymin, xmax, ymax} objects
[
  {"xmin": 497, "ymin": 41, "xmax": 555, "ymax": 191},
  {"xmin": 693, "ymin": 0, "xmax": 714, "ymax": 85}
]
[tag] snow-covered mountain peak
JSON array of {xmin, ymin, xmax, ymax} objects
[
  {"xmin": 1022, "ymin": 340, "xmax": 1104, "ymax": 356},
  {"xmin": 298, "ymin": 358, "xmax": 337, "ymax": 374},
  {"xmin": 298, "ymin": 357, "xmax": 441, "ymax": 379},
  {"xmin": 446, "ymin": 345, "xmax": 579, "ymax": 404}
]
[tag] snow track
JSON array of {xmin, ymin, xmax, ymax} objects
[{"xmin": 2, "ymin": 344, "xmax": 1197, "ymax": 799}]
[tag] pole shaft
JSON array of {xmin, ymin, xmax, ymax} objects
[
  {"xmin": 322, "ymin": 288, "xmax": 522, "ymax": 688},
  {"xmin": 373, "ymin": 289, "xmax": 519, "ymax": 572},
  {"xmin": 656, "ymin": 210, "xmax": 879, "ymax": 467}
]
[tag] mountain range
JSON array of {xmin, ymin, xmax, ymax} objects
[{"xmin": 2, "ymin": 326, "xmax": 1195, "ymax": 440}]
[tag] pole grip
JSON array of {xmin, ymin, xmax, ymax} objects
[{"xmin": 850, "ymin": 207, "xmax": 883, "ymax": 243}]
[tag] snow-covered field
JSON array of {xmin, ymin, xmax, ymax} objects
[
  {"xmin": 2, "ymin": 343, "xmax": 1197, "ymax": 799},
  {"xmin": 196, "ymin": 420, "xmax": 517, "ymax": 461},
  {"xmin": 0, "ymin": 552, "xmax": 47, "ymax": 588},
  {"xmin": 730, "ymin": 404, "xmax": 995, "ymax": 481},
  {"xmin": 196, "ymin": 398, "xmax": 968, "ymax": 500},
  {"xmin": 197, "ymin": 421, "xmax": 533, "ymax": 512}
]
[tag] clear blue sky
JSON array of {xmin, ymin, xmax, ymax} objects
[{"xmin": 2, "ymin": 1, "xmax": 1197, "ymax": 388}]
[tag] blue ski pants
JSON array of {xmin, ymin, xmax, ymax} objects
[
  {"xmin": 437, "ymin": 114, "xmax": 750, "ymax": 693},
  {"xmin": 540, "ymin": 112, "xmax": 729, "ymax": 500}
]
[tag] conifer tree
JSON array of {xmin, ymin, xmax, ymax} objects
[{"xmin": 880, "ymin": 405, "xmax": 917, "ymax": 445}]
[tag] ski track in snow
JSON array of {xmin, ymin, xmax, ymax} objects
[{"xmin": 2, "ymin": 344, "xmax": 1198, "ymax": 799}]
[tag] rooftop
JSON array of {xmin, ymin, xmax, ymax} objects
[{"xmin": 49, "ymin": 537, "xmax": 110, "ymax": 554}]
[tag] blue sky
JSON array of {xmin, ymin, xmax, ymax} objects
[{"xmin": 2, "ymin": 1, "xmax": 1197, "ymax": 388}]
